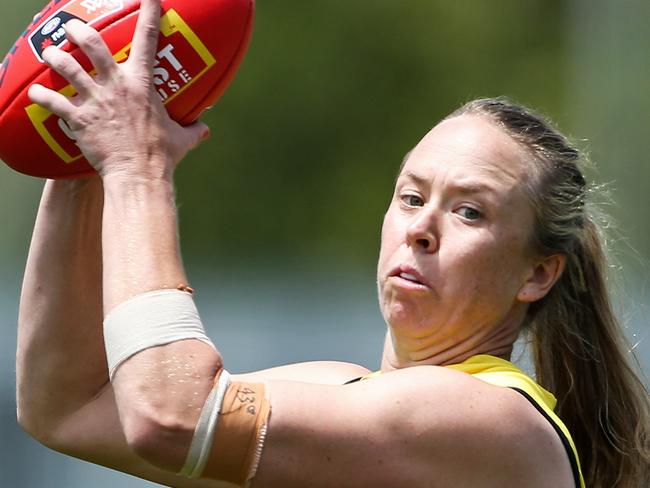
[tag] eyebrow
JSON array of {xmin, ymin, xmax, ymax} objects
[
  {"xmin": 399, "ymin": 171, "xmax": 501, "ymax": 198},
  {"xmin": 399, "ymin": 171, "xmax": 428, "ymax": 186},
  {"xmin": 449, "ymin": 181, "xmax": 500, "ymax": 197}
]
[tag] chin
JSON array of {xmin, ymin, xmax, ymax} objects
[{"xmin": 381, "ymin": 300, "xmax": 435, "ymax": 336}]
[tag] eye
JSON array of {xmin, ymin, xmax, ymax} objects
[
  {"xmin": 456, "ymin": 205, "xmax": 482, "ymax": 221},
  {"xmin": 400, "ymin": 193, "xmax": 424, "ymax": 207}
]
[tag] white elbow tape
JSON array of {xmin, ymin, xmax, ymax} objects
[
  {"xmin": 180, "ymin": 370, "xmax": 271, "ymax": 486},
  {"xmin": 179, "ymin": 369, "xmax": 231, "ymax": 478},
  {"xmin": 103, "ymin": 289, "xmax": 215, "ymax": 380}
]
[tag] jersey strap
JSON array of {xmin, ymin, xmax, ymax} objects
[
  {"xmin": 445, "ymin": 355, "xmax": 585, "ymax": 488},
  {"xmin": 346, "ymin": 355, "xmax": 585, "ymax": 488}
]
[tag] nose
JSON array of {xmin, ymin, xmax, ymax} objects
[{"xmin": 405, "ymin": 207, "xmax": 438, "ymax": 253}]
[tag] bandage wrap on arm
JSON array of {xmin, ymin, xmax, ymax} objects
[
  {"xmin": 182, "ymin": 371, "xmax": 271, "ymax": 485},
  {"xmin": 103, "ymin": 289, "xmax": 215, "ymax": 380},
  {"xmin": 103, "ymin": 288, "xmax": 271, "ymax": 486}
]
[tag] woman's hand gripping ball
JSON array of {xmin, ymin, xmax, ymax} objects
[{"xmin": 27, "ymin": 0, "xmax": 210, "ymax": 181}]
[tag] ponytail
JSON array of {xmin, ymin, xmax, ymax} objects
[
  {"xmin": 449, "ymin": 97, "xmax": 650, "ymax": 487},
  {"xmin": 530, "ymin": 216, "xmax": 650, "ymax": 487}
]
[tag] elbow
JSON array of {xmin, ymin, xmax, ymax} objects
[
  {"xmin": 15, "ymin": 340, "xmax": 57, "ymax": 448},
  {"xmin": 16, "ymin": 381, "xmax": 46, "ymax": 444},
  {"xmin": 116, "ymin": 345, "xmax": 223, "ymax": 470},
  {"xmin": 16, "ymin": 384, "xmax": 86, "ymax": 454},
  {"xmin": 122, "ymin": 406, "xmax": 195, "ymax": 471},
  {"xmin": 15, "ymin": 368, "xmax": 59, "ymax": 449},
  {"xmin": 119, "ymin": 377, "xmax": 219, "ymax": 470},
  {"xmin": 16, "ymin": 404, "xmax": 41, "ymax": 442},
  {"xmin": 16, "ymin": 400, "xmax": 65, "ymax": 452}
]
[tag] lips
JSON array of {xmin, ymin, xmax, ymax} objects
[
  {"xmin": 388, "ymin": 265, "xmax": 430, "ymax": 289},
  {"xmin": 399, "ymin": 272, "xmax": 421, "ymax": 283}
]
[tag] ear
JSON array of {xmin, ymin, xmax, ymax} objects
[{"xmin": 517, "ymin": 253, "xmax": 566, "ymax": 303}]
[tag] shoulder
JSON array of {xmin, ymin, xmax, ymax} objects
[
  {"xmin": 258, "ymin": 364, "xmax": 575, "ymax": 487},
  {"xmin": 366, "ymin": 366, "xmax": 576, "ymax": 487}
]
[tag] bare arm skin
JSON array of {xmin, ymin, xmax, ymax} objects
[
  {"xmin": 15, "ymin": 178, "xmax": 370, "ymax": 486},
  {"xmin": 17, "ymin": 177, "xmax": 105, "ymax": 442},
  {"xmin": 15, "ymin": 177, "xmax": 217, "ymax": 486},
  {"xmin": 18, "ymin": 1, "xmax": 575, "ymax": 487}
]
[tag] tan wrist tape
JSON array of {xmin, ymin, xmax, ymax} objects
[
  {"xmin": 198, "ymin": 380, "xmax": 271, "ymax": 485},
  {"xmin": 205, "ymin": 380, "xmax": 271, "ymax": 485}
]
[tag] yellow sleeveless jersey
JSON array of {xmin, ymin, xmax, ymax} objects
[{"xmin": 352, "ymin": 354, "xmax": 585, "ymax": 488}]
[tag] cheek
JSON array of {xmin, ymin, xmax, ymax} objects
[
  {"xmin": 377, "ymin": 213, "xmax": 401, "ymax": 267},
  {"xmin": 453, "ymin": 241, "xmax": 529, "ymax": 301},
  {"xmin": 443, "ymin": 239, "xmax": 518, "ymax": 291},
  {"xmin": 376, "ymin": 214, "xmax": 405, "ymax": 311}
]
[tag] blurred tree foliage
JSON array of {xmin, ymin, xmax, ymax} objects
[
  {"xmin": 174, "ymin": 0, "xmax": 569, "ymax": 272},
  {"xmin": 3, "ymin": 0, "xmax": 647, "ymax": 277}
]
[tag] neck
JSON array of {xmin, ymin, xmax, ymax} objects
[{"xmin": 380, "ymin": 321, "xmax": 521, "ymax": 372}]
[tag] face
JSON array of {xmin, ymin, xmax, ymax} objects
[{"xmin": 377, "ymin": 115, "xmax": 538, "ymax": 356}]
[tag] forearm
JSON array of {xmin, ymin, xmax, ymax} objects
[
  {"xmin": 17, "ymin": 177, "xmax": 105, "ymax": 439},
  {"xmin": 102, "ymin": 174, "xmax": 222, "ymax": 470},
  {"xmin": 16, "ymin": 177, "xmax": 224, "ymax": 482},
  {"xmin": 21, "ymin": 1, "xmax": 226, "ymax": 478},
  {"xmin": 101, "ymin": 175, "xmax": 187, "ymax": 311}
]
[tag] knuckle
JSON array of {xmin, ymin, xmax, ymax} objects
[
  {"xmin": 56, "ymin": 54, "xmax": 77, "ymax": 75},
  {"xmin": 43, "ymin": 48, "xmax": 78, "ymax": 78},
  {"xmin": 76, "ymin": 29, "xmax": 105, "ymax": 53},
  {"xmin": 141, "ymin": 22, "xmax": 160, "ymax": 43}
]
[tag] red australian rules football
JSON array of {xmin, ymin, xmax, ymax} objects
[{"xmin": 0, "ymin": 0, "xmax": 254, "ymax": 178}]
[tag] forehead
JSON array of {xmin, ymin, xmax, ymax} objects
[{"xmin": 402, "ymin": 114, "xmax": 529, "ymax": 186}]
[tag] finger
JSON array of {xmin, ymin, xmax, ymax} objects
[
  {"xmin": 28, "ymin": 84, "xmax": 77, "ymax": 121},
  {"xmin": 129, "ymin": 0, "xmax": 161, "ymax": 74},
  {"xmin": 64, "ymin": 19, "xmax": 118, "ymax": 79},
  {"xmin": 183, "ymin": 122, "xmax": 211, "ymax": 151},
  {"xmin": 169, "ymin": 121, "xmax": 210, "ymax": 163},
  {"xmin": 42, "ymin": 46, "xmax": 96, "ymax": 99}
]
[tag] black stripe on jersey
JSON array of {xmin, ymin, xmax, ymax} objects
[
  {"xmin": 343, "ymin": 376, "xmax": 362, "ymax": 385},
  {"xmin": 510, "ymin": 387, "xmax": 581, "ymax": 488}
]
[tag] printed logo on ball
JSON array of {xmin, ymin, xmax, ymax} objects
[
  {"xmin": 25, "ymin": 9, "xmax": 217, "ymax": 165},
  {"xmin": 40, "ymin": 18, "xmax": 62, "ymax": 36},
  {"xmin": 28, "ymin": 0, "xmax": 124, "ymax": 63}
]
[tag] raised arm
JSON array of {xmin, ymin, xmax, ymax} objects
[
  {"xmin": 16, "ymin": 177, "xmax": 211, "ymax": 486},
  {"xmin": 21, "ymin": 2, "xmax": 574, "ymax": 487},
  {"xmin": 17, "ymin": 177, "xmax": 105, "ymax": 443},
  {"xmin": 26, "ymin": 0, "xmax": 222, "ymax": 470}
]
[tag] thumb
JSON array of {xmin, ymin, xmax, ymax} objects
[{"xmin": 183, "ymin": 121, "xmax": 211, "ymax": 151}]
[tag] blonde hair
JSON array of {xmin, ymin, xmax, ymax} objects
[{"xmin": 449, "ymin": 98, "xmax": 650, "ymax": 487}]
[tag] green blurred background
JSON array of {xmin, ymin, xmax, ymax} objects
[{"xmin": 1, "ymin": 0, "xmax": 648, "ymax": 486}]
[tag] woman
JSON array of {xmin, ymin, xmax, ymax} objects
[{"xmin": 16, "ymin": 1, "xmax": 649, "ymax": 486}]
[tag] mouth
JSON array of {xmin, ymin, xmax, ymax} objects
[
  {"xmin": 388, "ymin": 266, "xmax": 430, "ymax": 289},
  {"xmin": 399, "ymin": 272, "xmax": 422, "ymax": 283}
]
